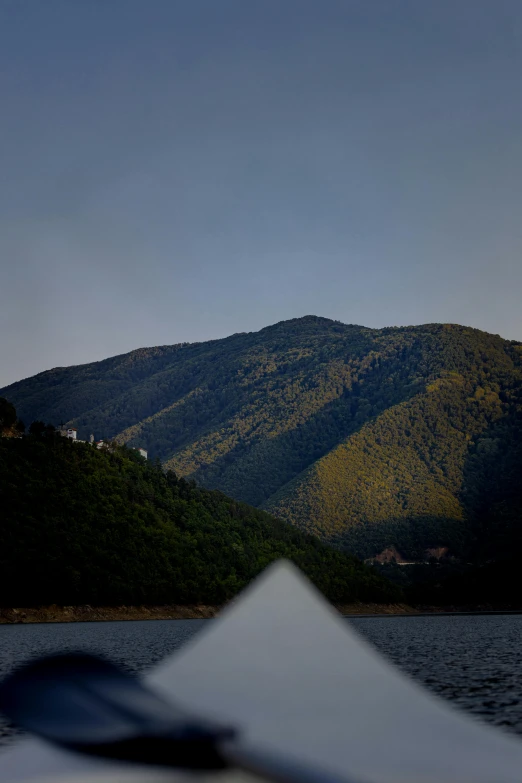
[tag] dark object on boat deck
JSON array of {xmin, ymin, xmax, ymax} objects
[
  {"xmin": 0, "ymin": 651, "xmax": 361, "ymax": 783},
  {"xmin": 0, "ymin": 652, "xmax": 233, "ymax": 769}
]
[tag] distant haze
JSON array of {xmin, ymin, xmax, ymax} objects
[{"xmin": 1, "ymin": 0, "xmax": 521, "ymax": 387}]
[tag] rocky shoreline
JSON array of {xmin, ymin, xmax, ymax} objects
[
  {"xmin": 3, "ymin": 602, "xmax": 517, "ymax": 624},
  {"xmin": 0, "ymin": 604, "xmax": 220, "ymax": 624},
  {"xmin": 0, "ymin": 601, "xmax": 420, "ymax": 624}
]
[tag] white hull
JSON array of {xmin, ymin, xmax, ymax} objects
[{"xmin": 2, "ymin": 561, "xmax": 522, "ymax": 783}]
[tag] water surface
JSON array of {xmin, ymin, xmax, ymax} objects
[
  {"xmin": 351, "ymin": 615, "xmax": 522, "ymax": 733},
  {"xmin": 1, "ymin": 615, "xmax": 522, "ymax": 748}
]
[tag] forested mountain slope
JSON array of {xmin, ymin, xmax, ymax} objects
[
  {"xmin": 265, "ymin": 371, "xmax": 522, "ymax": 559},
  {"xmin": 0, "ymin": 430, "xmax": 399, "ymax": 606},
  {"xmin": 2, "ymin": 316, "xmax": 521, "ymax": 560}
]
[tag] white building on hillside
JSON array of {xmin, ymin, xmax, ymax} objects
[
  {"xmin": 57, "ymin": 427, "xmax": 85, "ymax": 442},
  {"xmin": 58, "ymin": 428, "xmax": 147, "ymax": 459}
]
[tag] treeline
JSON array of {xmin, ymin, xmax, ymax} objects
[
  {"xmin": 0, "ymin": 397, "xmax": 25, "ymax": 437},
  {"xmin": 377, "ymin": 559, "xmax": 522, "ymax": 610},
  {"xmin": 0, "ymin": 417, "xmax": 401, "ymax": 607}
]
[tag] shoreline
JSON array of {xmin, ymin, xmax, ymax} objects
[
  {"xmin": 1, "ymin": 602, "xmax": 521, "ymax": 624},
  {"xmin": 0, "ymin": 602, "xmax": 416, "ymax": 624},
  {"xmin": 0, "ymin": 604, "xmax": 220, "ymax": 624}
]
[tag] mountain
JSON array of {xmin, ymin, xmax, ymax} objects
[
  {"xmin": 2, "ymin": 316, "xmax": 521, "ymax": 561},
  {"xmin": 0, "ymin": 429, "xmax": 399, "ymax": 606}
]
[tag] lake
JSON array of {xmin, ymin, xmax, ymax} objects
[{"xmin": 1, "ymin": 614, "xmax": 522, "ymax": 749}]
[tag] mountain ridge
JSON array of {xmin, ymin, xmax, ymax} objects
[{"xmin": 2, "ymin": 316, "xmax": 521, "ymax": 561}]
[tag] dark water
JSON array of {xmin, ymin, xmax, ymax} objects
[
  {"xmin": 0, "ymin": 619, "xmax": 206, "ymax": 748},
  {"xmin": 353, "ymin": 615, "xmax": 522, "ymax": 733},
  {"xmin": 1, "ymin": 615, "xmax": 522, "ymax": 750}
]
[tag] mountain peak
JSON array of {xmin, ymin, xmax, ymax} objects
[{"xmin": 258, "ymin": 315, "xmax": 368, "ymax": 335}]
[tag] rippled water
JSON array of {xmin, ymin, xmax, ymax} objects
[
  {"xmin": 352, "ymin": 615, "xmax": 522, "ymax": 733},
  {"xmin": 0, "ymin": 619, "xmax": 206, "ymax": 747},
  {"xmin": 1, "ymin": 615, "xmax": 522, "ymax": 749}
]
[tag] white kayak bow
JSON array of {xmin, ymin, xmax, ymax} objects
[{"xmin": 2, "ymin": 560, "xmax": 522, "ymax": 783}]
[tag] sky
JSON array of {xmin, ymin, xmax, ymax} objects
[{"xmin": 1, "ymin": 0, "xmax": 522, "ymax": 387}]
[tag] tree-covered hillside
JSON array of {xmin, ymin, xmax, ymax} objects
[
  {"xmin": 0, "ymin": 428, "xmax": 400, "ymax": 606},
  {"xmin": 265, "ymin": 371, "xmax": 522, "ymax": 559},
  {"xmin": 2, "ymin": 317, "xmax": 521, "ymax": 560}
]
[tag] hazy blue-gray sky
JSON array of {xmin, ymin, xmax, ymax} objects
[{"xmin": 1, "ymin": 0, "xmax": 521, "ymax": 387}]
